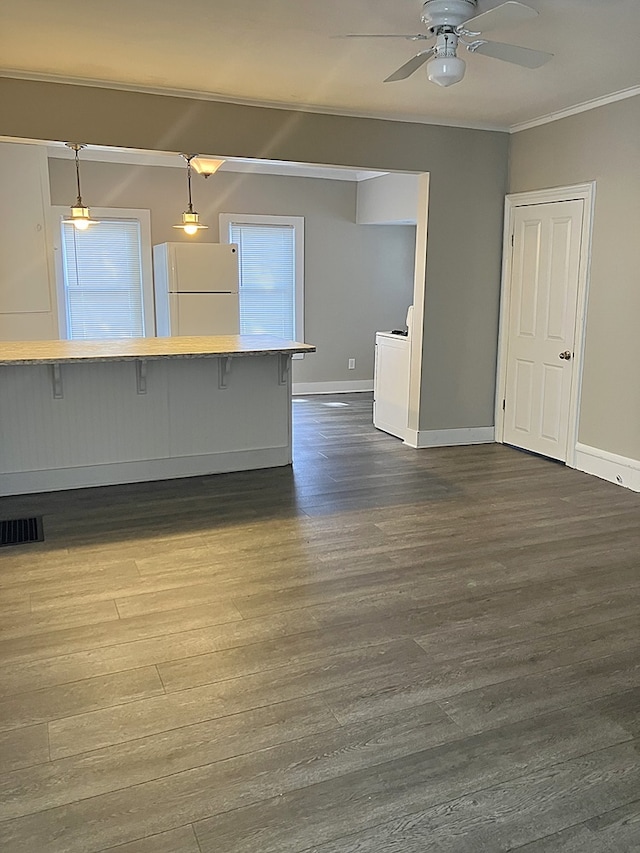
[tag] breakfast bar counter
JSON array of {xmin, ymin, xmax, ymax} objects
[{"xmin": 0, "ymin": 335, "xmax": 315, "ymax": 496}]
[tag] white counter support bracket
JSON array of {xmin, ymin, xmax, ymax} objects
[
  {"xmin": 218, "ymin": 356, "xmax": 233, "ymax": 389},
  {"xmin": 136, "ymin": 359, "xmax": 147, "ymax": 395},
  {"xmin": 51, "ymin": 363, "xmax": 63, "ymax": 399},
  {"xmin": 278, "ymin": 354, "xmax": 290, "ymax": 386}
]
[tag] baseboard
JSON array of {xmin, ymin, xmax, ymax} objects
[
  {"xmin": 404, "ymin": 426, "xmax": 495, "ymax": 449},
  {"xmin": 574, "ymin": 443, "xmax": 640, "ymax": 492},
  {"xmin": 292, "ymin": 380, "xmax": 374, "ymax": 395},
  {"xmin": 373, "ymin": 420, "xmax": 408, "ymax": 442},
  {"xmin": 0, "ymin": 447, "xmax": 291, "ymax": 496}
]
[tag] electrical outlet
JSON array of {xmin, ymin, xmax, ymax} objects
[{"xmin": 348, "ymin": 358, "xmax": 356, "ymax": 370}]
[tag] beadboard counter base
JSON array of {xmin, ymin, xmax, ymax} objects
[{"xmin": 0, "ymin": 336, "xmax": 314, "ymax": 496}]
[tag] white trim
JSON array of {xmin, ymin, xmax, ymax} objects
[
  {"xmin": 499, "ymin": 184, "xmax": 596, "ymax": 207},
  {"xmin": 574, "ymin": 443, "xmax": 640, "ymax": 493},
  {"xmin": 50, "ymin": 206, "xmax": 155, "ymax": 339},
  {"xmin": 407, "ymin": 174, "xmax": 430, "ymax": 436},
  {"xmin": 44, "ymin": 142, "xmax": 386, "ymax": 182},
  {"xmin": 495, "ymin": 183, "xmax": 596, "ymax": 469},
  {"xmin": 404, "ymin": 426, "xmax": 495, "ymax": 449},
  {"xmin": 510, "ymin": 86, "xmax": 640, "ymax": 134},
  {"xmin": 0, "ymin": 448, "xmax": 291, "ymax": 497},
  {"xmin": 38, "ymin": 145, "xmax": 60, "ymax": 338},
  {"xmin": 373, "ymin": 422, "xmax": 409, "ymax": 443},
  {"xmin": 8, "ymin": 71, "xmax": 639, "ymax": 136},
  {"xmin": 293, "ymin": 380, "xmax": 373, "ymax": 395}
]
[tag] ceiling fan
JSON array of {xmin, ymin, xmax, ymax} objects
[{"xmin": 341, "ymin": 0, "xmax": 553, "ymax": 88}]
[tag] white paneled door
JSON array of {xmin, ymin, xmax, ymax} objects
[{"xmin": 503, "ymin": 199, "xmax": 584, "ymax": 462}]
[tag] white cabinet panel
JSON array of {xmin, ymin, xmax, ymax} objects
[
  {"xmin": 0, "ymin": 312, "xmax": 56, "ymax": 341},
  {"xmin": 0, "ymin": 143, "xmax": 54, "ymax": 316}
]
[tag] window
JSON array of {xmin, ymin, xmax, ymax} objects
[
  {"xmin": 52, "ymin": 207, "xmax": 154, "ymax": 340},
  {"xmin": 220, "ymin": 214, "xmax": 304, "ymax": 342}
]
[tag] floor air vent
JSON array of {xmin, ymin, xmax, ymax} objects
[{"xmin": 0, "ymin": 517, "xmax": 44, "ymax": 547}]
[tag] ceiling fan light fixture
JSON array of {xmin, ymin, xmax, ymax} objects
[
  {"xmin": 367, "ymin": 0, "xmax": 548, "ymax": 87},
  {"xmin": 427, "ymin": 54, "xmax": 466, "ymax": 86}
]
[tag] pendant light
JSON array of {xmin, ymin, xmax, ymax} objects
[
  {"xmin": 63, "ymin": 143, "xmax": 98, "ymax": 230},
  {"xmin": 174, "ymin": 153, "xmax": 208, "ymax": 236},
  {"xmin": 191, "ymin": 157, "xmax": 225, "ymax": 179}
]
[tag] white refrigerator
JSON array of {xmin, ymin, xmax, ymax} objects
[{"xmin": 153, "ymin": 242, "xmax": 240, "ymax": 336}]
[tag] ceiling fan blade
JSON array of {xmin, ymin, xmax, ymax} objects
[
  {"xmin": 384, "ymin": 49, "xmax": 435, "ymax": 82},
  {"xmin": 468, "ymin": 39, "xmax": 553, "ymax": 68},
  {"xmin": 462, "ymin": 1, "xmax": 538, "ymax": 34},
  {"xmin": 336, "ymin": 33, "xmax": 431, "ymax": 41}
]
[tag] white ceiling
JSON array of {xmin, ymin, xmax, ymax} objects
[{"xmin": 1, "ymin": 0, "xmax": 639, "ymax": 131}]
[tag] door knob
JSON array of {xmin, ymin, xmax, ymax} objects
[{"xmin": 559, "ymin": 351, "xmax": 572, "ymax": 360}]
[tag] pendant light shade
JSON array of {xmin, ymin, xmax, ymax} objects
[
  {"xmin": 174, "ymin": 154, "xmax": 208, "ymax": 235},
  {"xmin": 63, "ymin": 143, "xmax": 98, "ymax": 230},
  {"xmin": 191, "ymin": 157, "xmax": 225, "ymax": 179}
]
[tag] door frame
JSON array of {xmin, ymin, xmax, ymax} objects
[{"xmin": 495, "ymin": 182, "xmax": 596, "ymax": 468}]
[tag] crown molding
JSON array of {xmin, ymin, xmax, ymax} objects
[
  {"xmin": 0, "ymin": 70, "xmax": 508, "ymax": 133},
  {"xmin": 510, "ymin": 85, "xmax": 640, "ymax": 133},
  {"xmin": 4, "ymin": 70, "xmax": 639, "ymax": 136}
]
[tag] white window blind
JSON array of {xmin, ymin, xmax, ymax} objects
[
  {"xmin": 61, "ymin": 219, "xmax": 146, "ymax": 339},
  {"xmin": 230, "ymin": 223, "xmax": 296, "ymax": 338}
]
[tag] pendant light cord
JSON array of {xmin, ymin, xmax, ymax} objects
[
  {"xmin": 73, "ymin": 145, "xmax": 84, "ymax": 206},
  {"xmin": 185, "ymin": 155, "xmax": 194, "ymax": 213}
]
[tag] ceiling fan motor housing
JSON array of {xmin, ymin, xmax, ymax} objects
[{"xmin": 421, "ymin": 0, "xmax": 476, "ymax": 30}]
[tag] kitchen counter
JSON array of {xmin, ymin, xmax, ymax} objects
[
  {"xmin": 0, "ymin": 334, "xmax": 315, "ymax": 365},
  {"xmin": 0, "ymin": 335, "xmax": 314, "ymax": 496}
]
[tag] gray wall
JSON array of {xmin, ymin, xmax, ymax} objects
[
  {"xmin": 48, "ymin": 159, "xmax": 415, "ymax": 385},
  {"xmin": 1, "ymin": 77, "xmax": 509, "ymax": 432},
  {"xmin": 510, "ymin": 95, "xmax": 640, "ymax": 462}
]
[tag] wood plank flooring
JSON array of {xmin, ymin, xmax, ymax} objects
[{"xmin": 0, "ymin": 392, "xmax": 639, "ymax": 852}]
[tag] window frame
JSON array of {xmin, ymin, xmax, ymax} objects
[
  {"xmin": 51, "ymin": 206, "xmax": 155, "ymax": 339},
  {"xmin": 219, "ymin": 213, "xmax": 304, "ymax": 346}
]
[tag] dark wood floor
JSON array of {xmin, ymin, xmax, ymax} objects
[{"xmin": 0, "ymin": 392, "xmax": 639, "ymax": 852}]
